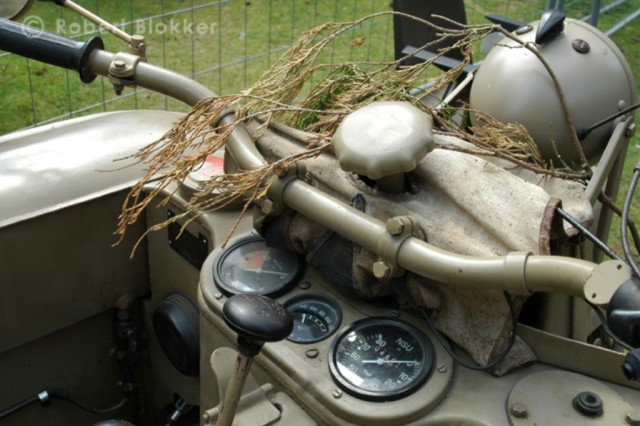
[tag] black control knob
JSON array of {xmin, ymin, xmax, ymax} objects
[
  {"xmin": 223, "ymin": 294, "xmax": 293, "ymax": 356},
  {"xmin": 216, "ymin": 294, "xmax": 293, "ymax": 425}
]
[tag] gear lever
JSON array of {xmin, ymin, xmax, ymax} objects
[{"xmin": 215, "ymin": 294, "xmax": 293, "ymax": 426}]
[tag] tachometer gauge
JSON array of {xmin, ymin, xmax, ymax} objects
[
  {"xmin": 329, "ymin": 317, "xmax": 434, "ymax": 401},
  {"xmin": 285, "ymin": 294, "xmax": 342, "ymax": 343},
  {"xmin": 213, "ymin": 235, "xmax": 303, "ymax": 297}
]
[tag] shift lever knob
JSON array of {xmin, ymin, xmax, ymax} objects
[
  {"xmin": 223, "ymin": 294, "xmax": 293, "ymax": 356},
  {"xmin": 214, "ymin": 294, "xmax": 292, "ymax": 426}
]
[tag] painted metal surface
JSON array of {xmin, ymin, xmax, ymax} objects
[{"xmin": 0, "ymin": 110, "xmax": 180, "ymax": 228}]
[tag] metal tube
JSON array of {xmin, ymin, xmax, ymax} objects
[
  {"xmin": 86, "ymin": 48, "xmax": 600, "ymax": 299},
  {"xmin": 62, "ymin": 0, "xmax": 132, "ymax": 43},
  {"xmin": 589, "ymin": 0, "xmax": 602, "ymax": 26},
  {"xmin": 606, "ymin": 8, "xmax": 640, "ymax": 36},
  {"xmin": 278, "ymin": 176, "xmax": 596, "ymax": 297},
  {"xmin": 215, "ymin": 355, "xmax": 253, "ymax": 426},
  {"xmin": 88, "ymin": 50, "xmax": 214, "ymax": 107},
  {"xmin": 582, "ymin": 0, "xmax": 628, "ymax": 24}
]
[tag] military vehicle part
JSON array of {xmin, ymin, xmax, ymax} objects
[{"xmin": 213, "ymin": 235, "xmax": 304, "ymax": 297}]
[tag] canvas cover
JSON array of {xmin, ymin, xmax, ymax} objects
[{"xmin": 248, "ymin": 121, "xmax": 593, "ymax": 374}]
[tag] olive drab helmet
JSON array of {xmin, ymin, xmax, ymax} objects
[{"xmin": 469, "ymin": 10, "xmax": 637, "ymax": 168}]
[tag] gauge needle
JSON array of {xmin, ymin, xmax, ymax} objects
[
  {"xmin": 362, "ymin": 359, "xmax": 417, "ymax": 365},
  {"xmin": 243, "ymin": 268, "xmax": 284, "ymax": 275}
]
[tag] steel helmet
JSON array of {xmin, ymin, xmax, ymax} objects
[{"xmin": 469, "ymin": 11, "xmax": 637, "ymax": 167}]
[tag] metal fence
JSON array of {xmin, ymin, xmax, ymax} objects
[{"xmin": 0, "ymin": 0, "xmax": 637, "ymax": 135}]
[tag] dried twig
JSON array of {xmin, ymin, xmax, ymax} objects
[{"xmin": 114, "ymin": 11, "xmax": 588, "ymax": 247}]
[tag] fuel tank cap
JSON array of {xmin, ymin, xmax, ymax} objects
[{"xmin": 332, "ymin": 101, "xmax": 434, "ymax": 181}]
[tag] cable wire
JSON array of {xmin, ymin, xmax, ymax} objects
[
  {"xmin": 556, "ymin": 207, "xmax": 624, "ymax": 261},
  {"xmin": 622, "ymin": 166, "xmax": 640, "ymax": 278},
  {"xmin": 420, "ymin": 291, "xmax": 519, "ymax": 371},
  {"xmin": 588, "ymin": 302, "xmax": 635, "ymax": 352}
]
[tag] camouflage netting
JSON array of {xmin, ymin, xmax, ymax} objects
[{"xmin": 115, "ymin": 12, "xmax": 594, "ymax": 373}]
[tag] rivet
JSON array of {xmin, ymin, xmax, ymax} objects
[
  {"xmin": 305, "ymin": 349, "xmax": 319, "ymax": 359},
  {"xmin": 298, "ymin": 281, "xmax": 312, "ymax": 290},
  {"xmin": 214, "ymin": 292, "xmax": 223, "ymax": 300},
  {"xmin": 515, "ymin": 25, "xmax": 533, "ymax": 35}
]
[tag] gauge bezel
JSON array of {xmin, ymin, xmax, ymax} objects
[
  {"xmin": 212, "ymin": 235, "xmax": 303, "ymax": 297},
  {"xmin": 284, "ymin": 293, "xmax": 342, "ymax": 344},
  {"xmin": 328, "ymin": 317, "xmax": 435, "ymax": 401}
]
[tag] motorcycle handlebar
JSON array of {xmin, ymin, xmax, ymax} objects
[
  {"xmin": 0, "ymin": 18, "xmax": 103, "ymax": 83},
  {"xmin": 0, "ymin": 22, "xmax": 633, "ymax": 309}
]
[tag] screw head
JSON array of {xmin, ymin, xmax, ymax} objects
[
  {"xmin": 305, "ymin": 349, "xmax": 319, "ymax": 359},
  {"xmin": 572, "ymin": 38, "xmax": 590, "ymax": 54}
]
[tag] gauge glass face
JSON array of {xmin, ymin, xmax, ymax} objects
[
  {"xmin": 329, "ymin": 318, "xmax": 434, "ymax": 401},
  {"xmin": 213, "ymin": 236, "xmax": 302, "ymax": 297},
  {"xmin": 285, "ymin": 294, "xmax": 342, "ymax": 343}
]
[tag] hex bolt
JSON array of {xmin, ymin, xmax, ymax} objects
[
  {"xmin": 627, "ymin": 411, "xmax": 640, "ymax": 426},
  {"xmin": 113, "ymin": 59, "xmax": 127, "ymax": 70},
  {"xmin": 373, "ymin": 260, "xmax": 391, "ymax": 278},
  {"xmin": 261, "ymin": 199, "xmax": 276, "ymax": 215},
  {"xmin": 386, "ymin": 217, "xmax": 405, "ymax": 235},
  {"xmin": 626, "ymin": 123, "xmax": 637, "ymax": 139},
  {"xmin": 510, "ymin": 403, "xmax": 528, "ymax": 419}
]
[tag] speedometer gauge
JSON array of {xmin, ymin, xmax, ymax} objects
[
  {"xmin": 329, "ymin": 317, "xmax": 434, "ymax": 401},
  {"xmin": 285, "ymin": 294, "xmax": 342, "ymax": 343},
  {"xmin": 213, "ymin": 235, "xmax": 303, "ymax": 297}
]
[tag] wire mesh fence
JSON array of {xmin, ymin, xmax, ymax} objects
[{"xmin": 0, "ymin": 0, "xmax": 637, "ymax": 135}]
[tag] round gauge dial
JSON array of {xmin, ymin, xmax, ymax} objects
[
  {"xmin": 213, "ymin": 235, "xmax": 303, "ymax": 297},
  {"xmin": 284, "ymin": 294, "xmax": 342, "ymax": 343},
  {"xmin": 329, "ymin": 317, "xmax": 434, "ymax": 401}
]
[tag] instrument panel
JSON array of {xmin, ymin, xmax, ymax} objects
[
  {"xmin": 213, "ymin": 235, "xmax": 303, "ymax": 297},
  {"xmin": 284, "ymin": 293, "xmax": 342, "ymax": 344},
  {"xmin": 209, "ymin": 234, "xmax": 441, "ymax": 404},
  {"xmin": 329, "ymin": 317, "xmax": 435, "ymax": 401}
]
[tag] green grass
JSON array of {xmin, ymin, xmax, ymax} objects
[
  {"xmin": 0, "ymin": 0, "xmax": 396, "ymax": 130},
  {"xmin": 1, "ymin": 0, "xmax": 639, "ymax": 256}
]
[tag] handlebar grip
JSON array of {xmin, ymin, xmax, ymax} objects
[{"xmin": 0, "ymin": 17, "xmax": 104, "ymax": 83}]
